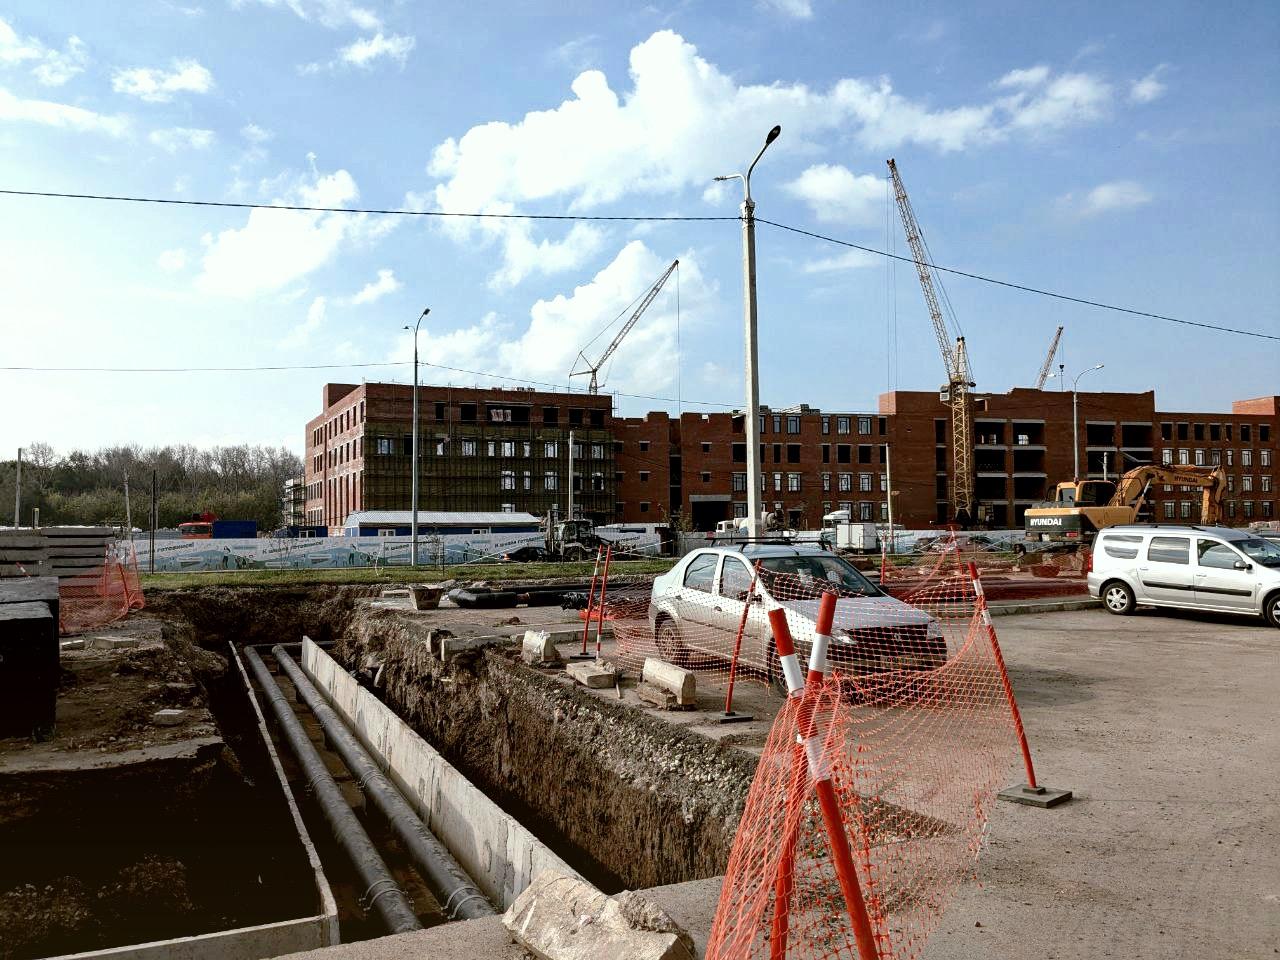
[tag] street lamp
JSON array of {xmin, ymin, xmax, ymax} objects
[
  {"xmin": 1050, "ymin": 363, "xmax": 1104, "ymax": 479},
  {"xmin": 715, "ymin": 123, "xmax": 781, "ymax": 539},
  {"xmin": 404, "ymin": 308, "xmax": 430, "ymax": 567}
]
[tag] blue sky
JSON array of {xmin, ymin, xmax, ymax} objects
[{"xmin": 2, "ymin": 0, "xmax": 1277, "ymax": 456}]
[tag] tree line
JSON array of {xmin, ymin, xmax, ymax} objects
[{"xmin": 1, "ymin": 443, "xmax": 302, "ymax": 531}]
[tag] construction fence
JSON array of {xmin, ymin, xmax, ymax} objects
[
  {"xmin": 593, "ymin": 545, "xmax": 1034, "ymax": 959},
  {"xmin": 57, "ymin": 540, "xmax": 146, "ymax": 636}
]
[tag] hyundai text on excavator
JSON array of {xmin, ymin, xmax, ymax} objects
[{"xmin": 1023, "ymin": 464, "xmax": 1228, "ymax": 544}]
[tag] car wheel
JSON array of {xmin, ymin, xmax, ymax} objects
[
  {"xmin": 1265, "ymin": 591, "xmax": 1280, "ymax": 629},
  {"xmin": 1102, "ymin": 581, "xmax": 1135, "ymax": 616},
  {"xmin": 655, "ymin": 618, "xmax": 690, "ymax": 666}
]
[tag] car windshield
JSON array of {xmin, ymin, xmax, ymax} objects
[
  {"xmin": 1236, "ymin": 538, "xmax": 1280, "ymax": 568},
  {"xmin": 759, "ymin": 554, "xmax": 879, "ymax": 598}
]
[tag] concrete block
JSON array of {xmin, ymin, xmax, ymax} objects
[
  {"xmin": 999, "ymin": 783, "xmax": 1073, "ymax": 808},
  {"xmin": 60, "ymin": 639, "xmax": 86, "ymax": 651},
  {"xmin": 522, "ymin": 630, "xmax": 561, "ymax": 666},
  {"xmin": 152, "ymin": 709, "xmax": 186, "ymax": 726},
  {"xmin": 503, "ymin": 870, "xmax": 695, "ymax": 960},
  {"xmin": 637, "ymin": 683, "xmax": 695, "ymax": 711},
  {"xmin": 87, "ymin": 636, "xmax": 140, "ymax": 651},
  {"xmin": 410, "ymin": 585, "xmax": 443, "ymax": 610},
  {"xmin": 642, "ymin": 658, "xmax": 696, "ymax": 706},
  {"xmin": 565, "ymin": 660, "xmax": 619, "ymax": 689},
  {"xmin": 438, "ymin": 635, "xmax": 502, "ymax": 662}
]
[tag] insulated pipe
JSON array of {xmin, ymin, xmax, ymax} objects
[
  {"xmin": 272, "ymin": 646, "xmax": 495, "ymax": 920},
  {"xmin": 242, "ymin": 647, "xmax": 422, "ymax": 934}
]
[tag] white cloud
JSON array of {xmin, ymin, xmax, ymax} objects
[
  {"xmin": 339, "ymin": 33, "xmax": 414, "ymax": 68},
  {"xmin": 349, "ymin": 268, "xmax": 402, "ymax": 305},
  {"xmin": 759, "ymin": 0, "xmax": 813, "ymax": 18},
  {"xmin": 550, "ymin": 35, "xmax": 601, "ymax": 72},
  {"xmin": 149, "ymin": 126, "xmax": 215, "ymax": 152},
  {"xmin": 1130, "ymin": 65, "xmax": 1168, "ymax": 104},
  {"xmin": 389, "ymin": 241, "xmax": 714, "ymax": 396},
  {"xmin": 0, "ymin": 16, "xmax": 88, "ymax": 86},
  {"xmin": 1057, "ymin": 180, "xmax": 1152, "ymax": 219},
  {"xmin": 801, "ymin": 249, "xmax": 878, "ymax": 273},
  {"xmin": 112, "ymin": 58, "xmax": 213, "ymax": 102},
  {"xmin": 784, "ymin": 164, "xmax": 882, "ymax": 225},
  {"xmin": 231, "ymin": 0, "xmax": 381, "ymax": 30},
  {"xmin": 196, "ymin": 165, "xmax": 393, "ymax": 297},
  {"xmin": 424, "ymin": 32, "xmax": 1117, "ymax": 284},
  {"xmin": 157, "ymin": 248, "xmax": 188, "ymax": 271},
  {"xmin": 279, "ymin": 296, "xmax": 326, "ymax": 349},
  {"xmin": 241, "ymin": 122, "xmax": 273, "ymax": 143},
  {"xmin": 0, "ymin": 85, "xmax": 129, "ymax": 136},
  {"xmin": 996, "ymin": 65, "xmax": 1050, "ymax": 89}
]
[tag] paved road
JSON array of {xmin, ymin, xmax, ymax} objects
[{"xmin": 925, "ymin": 606, "xmax": 1279, "ymax": 959}]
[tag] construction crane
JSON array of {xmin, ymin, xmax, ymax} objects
[
  {"xmin": 887, "ymin": 158, "xmax": 975, "ymax": 527},
  {"xmin": 1033, "ymin": 326, "xmax": 1064, "ymax": 389},
  {"xmin": 570, "ymin": 260, "xmax": 679, "ymax": 394}
]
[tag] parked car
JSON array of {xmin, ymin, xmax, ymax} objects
[
  {"xmin": 648, "ymin": 544, "xmax": 945, "ymax": 688},
  {"xmin": 1088, "ymin": 524, "xmax": 1280, "ymax": 627}
]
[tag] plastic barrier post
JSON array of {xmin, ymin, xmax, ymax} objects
[
  {"xmin": 766, "ymin": 603, "xmax": 881, "ymax": 960},
  {"xmin": 716, "ymin": 560, "xmax": 760, "ymax": 724},
  {"xmin": 968, "ymin": 562, "xmax": 1073, "ymax": 809},
  {"xmin": 572, "ymin": 546, "xmax": 603, "ymax": 660},
  {"xmin": 594, "ymin": 545, "xmax": 612, "ymax": 661}
]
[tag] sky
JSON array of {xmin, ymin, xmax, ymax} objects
[{"xmin": 2, "ymin": 0, "xmax": 1277, "ymax": 457}]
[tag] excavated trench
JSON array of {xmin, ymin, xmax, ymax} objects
[{"xmin": 2, "ymin": 584, "xmax": 757, "ymax": 958}]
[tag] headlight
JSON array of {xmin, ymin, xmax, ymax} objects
[{"xmin": 926, "ymin": 620, "xmax": 943, "ymax": 641}]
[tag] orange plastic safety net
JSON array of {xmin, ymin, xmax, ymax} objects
[
  {"xmin": 701, "ymin": 572, "xmax": 1020, "ymax": 960},
  {"xmin": 59, "ymin": 541, "xmax": 145, "ymax": 636}
]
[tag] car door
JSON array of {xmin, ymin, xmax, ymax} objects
[
  {"xmin": 1137, "ymin": 535, "xmax": 1195, "ymax": 606},
  {"xmin": 676, "ymin": 552, "xmax": 721, "ymax": 655},
  {"xmin": 710, "ymin": 555, "xmax": 768, "ymax": 668},
  {"xmin": 1192, "ymin": 538, "xmax": 1258, "ymax": 612}
]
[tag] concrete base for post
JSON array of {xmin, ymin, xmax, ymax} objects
[
  {"xmin": 711, "ymin": 710, "xmax": 754, "ymax": 724},
  {"xmin": 999, "ymin": 783, "xmax": 1073, "ymax": 808}
]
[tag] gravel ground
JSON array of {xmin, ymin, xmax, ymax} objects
[{"xmin": 923, "ymin": 606, "xmax": 1279, "ymax": 959}]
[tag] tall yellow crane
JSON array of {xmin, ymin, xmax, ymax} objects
[
  {"xmin": 887, "ymin": 158, "xmax": 975, "ymax": 526},
  {"xmin": 1033, "ymin": 326, "xmax": 1064, "ymax": 389}
]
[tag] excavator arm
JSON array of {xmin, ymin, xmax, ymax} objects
[{"xmin": 1109, "ymin": 464, "xmax": 1228, "ymax": 522}]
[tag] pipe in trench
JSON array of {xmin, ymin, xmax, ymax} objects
[
  {"xmin": 271, "ymin": 645, "xmax": 496, "ymax": 920},
  {"xmin": 242, "ymin": 646, "xmax": 423, "ymax": 935}
]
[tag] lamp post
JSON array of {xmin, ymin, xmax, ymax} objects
[
  {"xmin": 1051, "ymin": 364, "xmax": 1104, "ymax": 479},
  {"xmin": 715, "ymin": 124, "xmax": 781, "ymax": 539},
  {"xmin": 403, "ymin": 308, "xmax": 430, "ymax": 567}
]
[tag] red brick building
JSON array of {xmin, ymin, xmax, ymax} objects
[{"xmin": 305, "ymin": 382, "xmax": 1278, "ymax": 532}]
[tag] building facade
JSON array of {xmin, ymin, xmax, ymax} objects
[{"xmin": 306, "ymin": 382, "xmax": 1278, "ymax": 532}]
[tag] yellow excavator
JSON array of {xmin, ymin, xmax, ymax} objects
[{"xmin": 1024, "ymin": 464, "xmax": 1228, "ymax": 543}]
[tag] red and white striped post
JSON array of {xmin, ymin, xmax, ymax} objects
[
  {"xmin": 717, "ymin": 560, "xmax": 760, "ymax": 724},
  {"xmin": 967, "ymin": 561, "xmax": 1072, "ymax": 808},
  {"xmin": 767, "ymin": 596, "xmax": 881, "ymax": 960},
  {"xmin": 594, "ymin": 545, "xmax": 613, "ymax": 661},
  {"xmin": 573, "ymin": 545, "xmax": 604, "ymax": 660}
]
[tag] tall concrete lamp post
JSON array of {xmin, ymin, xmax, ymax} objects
[
  {"xmin": 404, "ymin": 308, "xmax": 430, "ymax": 567},
  {"xmin": 715, "ymin": 124, "xmax": 781, "ymax": 539},
  {"xmin": 1051, "ymin": 363, "xmax": 1104, "ymax": 480}
]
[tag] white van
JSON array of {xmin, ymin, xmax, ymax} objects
[{"xmin": 1088, "ymin": 525, "xmax": 1280, "ymax": 627}]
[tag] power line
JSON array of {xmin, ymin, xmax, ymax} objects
[
  {"xmin": 0, "ymin": 188, "xmax": 735, "ymax": 222},
  {"xmin": 757, "ymin": 218, "xmax": 1280, "ymax": 342},
  {"xmin": 1, "ymin": 358, "xmax": 738, "ymax": 409}
]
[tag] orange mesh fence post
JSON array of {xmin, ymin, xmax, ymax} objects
[
  {"xmin": 722, "ymin": 559, "xmax": 762, "ymax": 720},
  {"xmin": 577, "ymin": 545, "xmax": 604, "ymax": 658},
  {"xmin": 594, "ymin": 545, "xmax": 613, "ymax": 661}
]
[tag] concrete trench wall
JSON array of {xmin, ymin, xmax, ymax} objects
[
  {"xmin": 302, "ymin": 638, "xmax": 575, "ymax": 910},
  {"xmin": 334, "ymin": 609, "xmax": 758, "ymax": 892}
]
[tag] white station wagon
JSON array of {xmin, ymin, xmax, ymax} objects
[{"xmin": 1088, "ymin": 525, "xmax": 1280, "ymax": 627}]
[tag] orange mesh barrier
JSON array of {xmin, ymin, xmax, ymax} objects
[
  {"xmin": 59, "ymin": 541, "xmax": 145, "ymax": 636},
  {"xmin": 603, "ymin": 547, "xmax": 1027, "ymax": 959}
]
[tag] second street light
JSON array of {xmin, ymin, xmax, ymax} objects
[
  {"xmin": 1051, "ymin": 363, "xmax": 1104, "ymax": 479},
  {"xmin": 715, "ymin": 123, "xmax": 781, "ymax": 539},
  {"xmin": 404, "ymin": 308, "xmax": 430, "ymax": 567}
]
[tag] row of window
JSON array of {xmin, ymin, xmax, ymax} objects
[
  {"xmin": 1161, "ymin": 448, "xmax": 1272, "ymax": 468},
  {"xmin": 1160, "ymin": 475, "xmax": 1273, "ymax": 493},
  {"xmin": 427, "ymin": 402, "xmax": 606, "ymax": 428},
  {"xmin": 741, "ymin": 414, "xmax": 887, "ymax": 436},
  {"xmin": 1160, "ymin": 500, "xmax": 1274, "ymax": 519},
  {"xmin": 313, "ymin": 399, "xmax": 366, "ymax": 447},
  {"xmin": 369, "ymin": 437, "xmax": 608, "ymax": 460},
  {"xmin": 494, "ymin": 471, "xmax": 605, "ymax": 492},
  {"xmin": 1160, "ymin": 421, "xmax": 1271, "ymax": 443}
]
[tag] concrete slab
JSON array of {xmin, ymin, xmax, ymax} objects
[
  {"xmin": 521, "ymin": 630, "xmax": 560, "ymax": 666},
  {"xmin": 641, "ymin": 658, "xmax": 696, "ymax": 706},
  {"xmin": 997, "ymin": 783, "xmax": 1073, "ymax": 808},
  {"xmin": 565, "ymin": 660, "xmax": 619, "ymax": 689}
]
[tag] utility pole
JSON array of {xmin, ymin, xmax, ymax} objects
[
  {"xmin": 404, "ymin": 308, "xmax": 430, "ymax": 568},
  {"xmin": 715, "ymin": 125, "xmax": 781, "ymax": 539},
  {"xmin": 567, "ymin": 430, "xmax": 575, "ymax": 521},
  {"xmin": 885, "ymin": 444, "xmax": 895, "ymax": 554},
  {"xmin": 150, "ymin": 470, "xmax": 157, "ymax": 574},
  {"xmin": 123, "ymin": 471, "xmax": 133, "ymax": 542},
  {"xmin": 12, "ymin": 447, "xmax": 20, "ymax": 529},
  {"xmin": 1066, "ymin": 364, "xmax": 1105, "ymax": 480}
]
